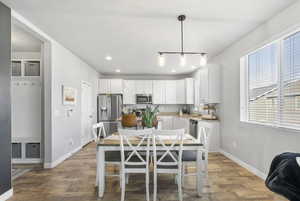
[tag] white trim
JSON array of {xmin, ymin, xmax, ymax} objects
[
  {"xmin": 44, "ymin": 146, "xmax": 82, "ymax": 169},
  {"xmin": 0, "ymin": 189, "xmax": 13, "ymax": 201},
  {"xmin": 12, "ymin": 159, "xmax": 42, "ymax": 164},
  {"xmin": 220, "ymin": 149, "xmax": 267, "ymax": 180}
]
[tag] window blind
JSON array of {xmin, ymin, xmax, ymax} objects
[
  {"xmin": 247, "ymin": 43, "xmax": 279, "ymax": 124},
  {"xmin": 242, "ymin": 30, "xmax": 300, "ymax": 130},
  {"xmin": 281, "ymin": 32, "xmax": 300, "ymax": 127}
]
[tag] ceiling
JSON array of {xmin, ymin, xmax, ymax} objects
[
  {"xmin": 3, "ymin": 0, "xmax": 296, "ymax": 74},
  {"xmin": 12, "ymin": 23, "xmax": 42, "ymax": 52}
]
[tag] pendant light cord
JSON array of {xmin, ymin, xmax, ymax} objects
[{"xmin": 181, "ymin": 20, "xmax": 184, "ymax": 54}]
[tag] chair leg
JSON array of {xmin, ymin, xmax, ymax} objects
[
  {"xmin": 178, "ymin": 171, "xmax": 183, "ymax": 201},
  {"xmin": 153, "ymin": 169, "xmax": 157, "ymax": 201},
  {"xmin": 146, "ymin": 170, "xmax": 150, "ymax": 201},
  {"xmin": 121, "ymin": 172, "xmax": 126, "ymax": 201},
  {"xmin": 182, "ymin": 163, "xmax": 185, "ymax": 188},
  {"xmin": 95, "ymin": 151, "xmax": 99, "ymax": 186},
  {"xmin": 126, "ymin": 174, "xmax": 129, "ymax": 184}
]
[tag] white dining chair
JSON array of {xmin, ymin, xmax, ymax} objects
[
  {"xmin": 182, "ymin": 126, "xmax": 209, "ymax": 186},
  {"xmin": 92, "ymin": 122, "xmax": 106, "ymax": 142},
  {"xmin": 119, "ymin": 129, "xmax": 152, "ymax": 201},
  {"xmin": 152, "ymin": 129, "xmax": 185, "ymax": 201},
  {"xmin": 94, "ymin": 122, "xmax": 122, "ymax": 188}
]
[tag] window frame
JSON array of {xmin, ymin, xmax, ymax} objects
[{"xmin": 241, "ymin": 28, "xmax": 300, "ymax": 132}]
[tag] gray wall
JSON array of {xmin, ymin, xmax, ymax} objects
[
  {"xmin": 0, "ymin": 2, "xmax": 11, "ymax": 195},
  {"xmin": 50, "ymin": 41, "xmax": 98, "ymax": 163},
  {"xmin": 212, "ymin": 1, "xmax": 300, "ymax": 175}
]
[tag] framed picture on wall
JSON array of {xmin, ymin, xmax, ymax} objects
[{"xmin": 62, "ymin": 86, "xmax": 77, "ymax": 105}]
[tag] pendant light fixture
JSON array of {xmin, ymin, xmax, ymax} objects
[{"xmin": 158, "ymin": 15, "xmax": 207, "ymax": 67}]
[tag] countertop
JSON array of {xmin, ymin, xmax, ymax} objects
[{"xmin": 157, "ymin": 112, "xmax": 219, "ymax": 121}]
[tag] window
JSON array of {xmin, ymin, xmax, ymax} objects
[{"xmin": 241, "ymin": 30, "xmax": 300, "ymax": 130}]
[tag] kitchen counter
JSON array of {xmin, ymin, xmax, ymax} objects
[{"xmin": 157, "ymin": 112, "xmax": 218, "ymax": 121}]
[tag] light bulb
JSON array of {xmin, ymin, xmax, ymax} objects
[
  {"xmin": 180, "ymin": 54, "xmax": 186, "ymax": 66},
  {"xmin": 158, "ymin": 53, "xmax": 165, "ymax": 67},
  {"xmin": 200, "ymin": 53, "xmax": 207, "ymax": 66}
]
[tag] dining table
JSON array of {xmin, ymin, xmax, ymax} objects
[{"xmin": 96, "ymin": 132, "xmax": 206, "ymax": 198}]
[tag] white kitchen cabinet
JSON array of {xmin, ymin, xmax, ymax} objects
[
  {"xmin": 185, "ymin": 78, "xmax": 194, "ymax": 104},
  {"xmin": 173, "ymin": 117, "xmax": 189, "ymax": 133},
  {"xmin": 135, "ymin": 80, "xmax": 153, "ymax": 94},
  {"xmin": 98, "ymin": 79, "xmax": 110, "ymax": 94},
  {"xmin": 98, "ymin": 79, "xmax": 123, "ymax": 94},
  {"xmin": 153, "ymin": 80, "xmax": 165, "ymax": 104},
  {"xmin": 159, "ymin": 116, "xmax": 173, "ymax": 130},
  {"xmin": 165, "ymin": 80, "xmax": 177, "ymax": 104},
  {"xmin": 158, "ymin": 116, "xmax": 189, "ymax": 133},
  {"xmin": 199, "ymin": 67, "xmax": 209, "ymax": 103},
  {"xmin": 176, "ymin": 80, "xmax": 185, "ymax": 104},
  {"xmin": 123, "ymin": 80, "xmax": 136, "ymax": 104},
  {"xmin": 196, "ymin": 64, "xmax": 220, "ymax": 104},
  {"xmin": 110, "ymin": 79, "xmax": 123, "ymax": 94}
]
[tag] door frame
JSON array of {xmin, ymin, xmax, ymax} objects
[{"xmin": 81, "ymin": 81, "xmax": 93, "ymax": 146}]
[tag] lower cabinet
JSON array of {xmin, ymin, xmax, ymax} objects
[
  {"xmin": 158, "ymin": 116, "xmax": 189, "ymax": 134},
  {"xmin": 158, "ymin": 116, "xmax": 220, "ymax": 152}
]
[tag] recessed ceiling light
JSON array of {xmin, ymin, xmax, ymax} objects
[
  {"xmin": 105, "ymin": 56, "xmax": 112, "ymax": 61},
  {"xmin": 191, "ymin": 65, "xmax": 196, "ymax": 69},
  {"xmin": 171, "ymin": 69, "xmax": 176, "ymax": 73},
  {"xmin": 115, "ymin": 69, "xmax": 121, "ymax": 73}
]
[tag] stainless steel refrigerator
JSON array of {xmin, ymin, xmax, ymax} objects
[{"xmin": 97, "ymin": 94, "xmax": 123, "ymax": 135}]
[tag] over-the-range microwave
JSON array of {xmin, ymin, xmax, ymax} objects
[{"xmin": 136, "ymin": 94, "xmax": 152, "ymax": 104}]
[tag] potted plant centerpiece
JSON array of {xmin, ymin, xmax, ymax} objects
[{"xmin": 142, "ymin": 105, "xmax": 159, "ymax": 128}]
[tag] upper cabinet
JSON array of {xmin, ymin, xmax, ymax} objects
[
  {"xmin": 165, "ymin": 80, "xmax": 177, "ymax": 104},
  {"xmin": 153, "ymin": 79, "xmax": 194, "ymax": 105},
  {"xmin": 185, "ymin": 78, "xmax": 194, "ymax": 104},
  {"xmin": 135, "ymin": 80, "xmax": 153, "ymax": 94},
  {"xmin": 123, "ymin": 80, "xmax": 136, "ymax": 104},
  {"xmin": 195, "ymin": 64, "xmax": 220, "ymax": 104},
  {"xmin": 153, "ymin": 80, "xmax": 166, "ymax": 104},
  {"xmin": 99, "ymin": 78, "xmax": 196, "ymax": 105},
  {"xmin": 98, "ymin": 79, "xmax": 123, "ymax": 94}
]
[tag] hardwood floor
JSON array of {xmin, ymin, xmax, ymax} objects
[{"xmin": 9, "ymin": 143, "xmax": 286, "ymax": 201}]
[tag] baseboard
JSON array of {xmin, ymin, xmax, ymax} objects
[
  {"xmin": 220, "ymin": 149, "xmax": 267, "ymax": 180},
  {"xmin": 0, "ymin": 189, "xmax": 13, "ymax": 201},
  {"xmin": 12, "ymin": 159, "xmax": 42, "ymax": 164},
  {"xmin": 44, "ymin": 146, "xmax": 82, "ymax": 169}
]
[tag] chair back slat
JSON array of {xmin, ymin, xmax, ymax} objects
[
  {"xmin": 198, "ymin": 126, "xmax": 210, "ymax": 149},
  {"xmin": 92, "ymin": 122, "xmax": 106, "ymax": 142},
  {"xmin": 152, "ymin": 129, "xmax": 184, "ymax": 168},
  {"xmin": 118, "ymin": 129, "xmax": 152, "ymax": 168}
]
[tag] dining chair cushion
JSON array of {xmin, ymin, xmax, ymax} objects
[
  {"xmin": 105, "ymin": 151, "xmax": 121, "ymax": 162},
  {"xmin": 182, "ymin": 151, "xmax": 197, "ymax": 162},
  {"xmin": 182, "ymin": 151, "xmax": 206, "ymax": 161},
  {"xmin": 156, "ymin": 154, "xmax": 179, "ymax": 169}
]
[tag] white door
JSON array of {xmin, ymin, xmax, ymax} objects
[{"xmin": 81, "ymin": 82, "xmax": 93, "ymax": 146}]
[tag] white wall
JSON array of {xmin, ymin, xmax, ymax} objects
[{"xmin": 212, "ymin": 1, "xmax": 300, "ymax": 176}]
